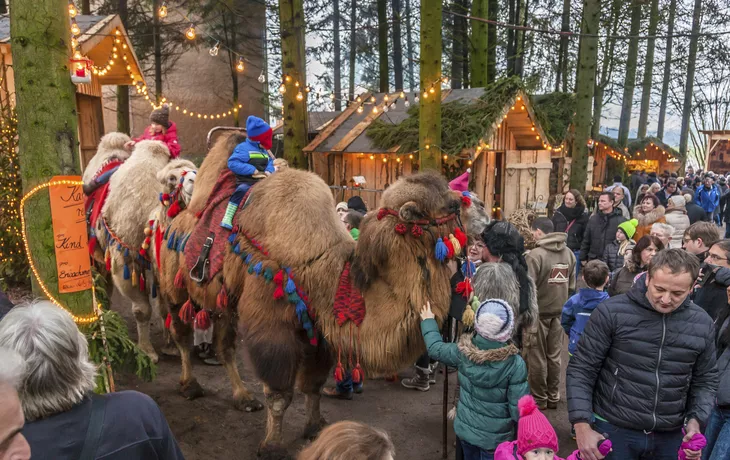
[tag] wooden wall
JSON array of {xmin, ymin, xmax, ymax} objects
[
  {"xmin": 76, "ymin": 94, "xmax": 105, "ymax": 169},
  {"xmin": 502, "ymin": 150, "xmax": 552, "ymax": 218}
]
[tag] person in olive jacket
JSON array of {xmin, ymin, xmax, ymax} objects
[
  {"xmin": 579, "ymin": 192, "xmax": 627, "ymax": 265},
  {"xmin": 567, "ymin": 249, "xmax": 717, "ymax": 460},
  {"xmin": 552, "ymin": 189, "xmax": 589, "ymax": 277},
  {"xmin": 420, "ymin": 299, "xmax": 528, "ymax": 458}
]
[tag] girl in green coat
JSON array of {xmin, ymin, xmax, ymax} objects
[{"xmin": 421, "ymin": 299, "xmax": 529, "ymax": 460}]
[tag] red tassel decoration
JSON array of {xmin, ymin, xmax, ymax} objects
[
  {"xmin": 167, "ymin": 200, "xmax": 182, "ymax": 218},
  {"xmin": 273, "ymin": 269, "xmax": 284, "ymax": 286},
  {"xmin": 273, "ymin": 285, "xmax": 285, "ymax": 300},
  {"xmin": 461, "ymin": 195, "xmax": 472, "ymax": 207},
  {"xmin": 216, "ymin": 286, "xmax": 228, "ymax": 311},
  {"xmin": 394, "ymin": 223, "xmax": 408, "ymax": 235},
  {"xmin": 454, "ymin": 227, "xmax": 468, "ymax": 248},
  {"xmin": 195, "ymin": 310, "xmax": 211, "ymax": 330},
  {"xmin": 165, "ymin": 313, "xmax": 172, "ymax": 329},
  {"xmin": 105, "ymin": 247, "xmax": 111, "ymax": 272},
  {"xmin": 334, "ymin": 362, "xmax": 345, "ymax": 383},
  {"xmin": 139, "ymin": 248, "xmax": 148, "ymax": 258},
  {"xmin": 444, "ymin": 239, "xmax": 455, "ymax": 259},
  {"xmin": 351, "ymin": 364, "xmax": 364, "ymax": 384},
  {"xmin": 455, "ymin": 279, "xmax": 473, "ymax": 299},
  {"xmin": 139, "ymin": 272, "xmax": 146, "ymax": 292},
  {"xmin": 88, "ymin": 236, "xmax": 97, "ymax": 255},
  {"xmin": 174, "ymin": 268, "xmax": 186, "ymax": 289},
  {"xmin": 178, "ymin": 300, "xmax": 194, "ymax": 324},
  {"xmin": 411, "ymin": 226, "xmax": 424, "ymax": 238}
]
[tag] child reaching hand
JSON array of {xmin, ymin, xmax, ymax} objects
[{"xmin": 420, "ymin": 299, "xmax": 529, "ymax": 459}]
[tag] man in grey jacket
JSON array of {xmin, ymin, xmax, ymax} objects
[{"xmin": 567, "ymin": 249, "xmax": 718, "ymax": 460}]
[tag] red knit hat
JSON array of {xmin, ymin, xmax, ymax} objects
[{"xmin": 516, "ymin": 395, "xmax": 559, "ymax": 455}]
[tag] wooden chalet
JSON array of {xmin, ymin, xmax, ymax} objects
[
  {"xmin": 593, "ymin": 135, "xmax": 681, "ymax": 186},
  {"xmin": 0, "ymin": 14, "xmax": 145, "ymax": 168},
  {"xmin": 303, "ymin": 83, "xmax": 569, "ymax": 218},
  {"xmin": 701, "ymin": 130, "xmax": 730, "ymax": 174}
]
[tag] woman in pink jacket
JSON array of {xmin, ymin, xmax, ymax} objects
[{"xmin": 125, "ymin": 104, "xmax": 181, "ymax": 158}]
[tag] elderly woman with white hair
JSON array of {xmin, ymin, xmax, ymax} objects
[
  {"xmin": 0, "ymin": 301, "xmax": 184, "ymax": 460},
  {"xmin": 0, "ymin": 348, "xmax": 30, "ymax": 460}
]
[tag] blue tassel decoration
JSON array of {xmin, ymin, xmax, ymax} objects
[
  {"xmin": 240, "ymin": 251, "xmax": 248, "ymax": 260},
  {"xmin": 244, "ymin": 254, "xmax": 253, "ymax": 265},
  {"xmin": 295, "ymin": 300, "xmax": 308, "ymax": 322},
  {"xmin": 247, "ymin": 263, "xmax": 255, "ymax": 274},
  {"xmin": 461, "ymin": 260, "xmax": 476, "ymax": 278},
  {"xmin": 288, "ymin": 292, "xmax": 300, "ymax": 303},
  {"xmin": 263, "ymin": 268, "xmax": 274, "ymax": 283},
  {"xmin": 253, "ymin": 262, "xmax": 263, "ymax": 275},
  {"xmin": 164, "ymin": 226, "xmax": 171, "ymax": 240},
  {"xmin": 117, "ymin": 243, "xmax": 122, "ymax": 251},
  {"xmin": 228, "ymin": 232, "xmax": 237, "ymax": 244},
  {"xmin": 233, "ymin": 243, "xmax": 241, "ymax": 255},
  {"xmin": 175, "ymin": 236, "xmax": 181, "ymax": 252},
  {"xmin": 167, "ymin": 231, "xmax": 176, "ymax": 249},
  {"xmin": 123, "ymin": 264, "xmax": 130, "ymax": 280},
  {"xmin": 435, "ymin": 237, "xmax": 448, "ymax": 262},
  {"xmin": 124, "ymin": 248, "xmax": 129, "ymax": 258},
  {"xmin": 151, "ymin": 283, "xmax": 158, "ymax": 298},
  {"xmin": 285, "ymin": 277, "xmax": 296, "ymax": 294}
]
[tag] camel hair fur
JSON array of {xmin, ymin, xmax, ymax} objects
[
  {"xmin": 156, "ymin": 131, "xmax": 488, "ymax": 456},
  {"xmin": 82, "ymin": 131, "xmax": 132, "ymax": 185}
]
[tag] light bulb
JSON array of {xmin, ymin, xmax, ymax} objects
[
  {"xmin": 70, "ymin": 20, "xmax": 80, "ymax": 36},
  {"xmin": 409, "ymin": 154, "xmax": 413, "ymax": 159},
  {"xmin": 356, "ymin": 96, "xmax": 362, "ymax": 103},
  {"xmin": 400, "ymin": 91, "xmax": 405, "ymax": 99},
  {"xmin": 443, "ymin": 155, "xmax": 448, "ymax": 160},
  {"xmin": 383, "ymin": 157, "xmax": 388, "ymax": 163},
  {"xmin": 429, "ymin": 87, "xmax": 435, "ymax": 94},
  {"xmin": 414, "ymin": 95, "xmax": 420, "ymax": 102},
  {"xmin": 158, "ymin": 3, "xmax": 168, "ymax": 18},
  {"xmin": 384, "ymin": 94, "xmax": 389, "ymax": 101},
  {"xmin": 73, "ymin": 50, "xmax": 82, "ymax": 60},
  {"xmin": 209, "ymin": 42, "xmax": 220, "ymax": 56},
  {"xmin": 305, "ymin": 85, "xmax": 311, "ymax": 93},
  {"xmin": 71, "ymin": 37, "xmax": 78, "ymax": 48},
  {"xmin": 296, "ymin": 91, "xmax": 304, "ymax": 101},
  {"xmin": 357, "ymin": 106, "xmax": 364, "ymax": 114},
  {"xmin": 383, "ymin": 105, "xmax": 389, "ymax": 113},
  {"xmin": 329, "ymin": 93, "xmax": 335, "ymax": 100},
  {"xmin": 369, "ymin": 155, "xmax": 375, "ymax": 160},
  {"xmin": 68, "ymin": 2, "xmax": 78, "ymax": 18},
  {"xmin": 185, "ymin": 25, "xmax": 196, "ymax": 40},
  {"xmin": 423, "ymin": 92, "xmax": 428, "ymax": 99},
  {"xmin": 236, "ymin": 57, "xmax": 245, "ymax": 72},
  {"xmin": 278, "ymin": 84, "xmax": 286, "ymax": 94},
  {"xmin": 258, "ymin": 72, "xmax": 266, "ymax": 83},
  {"xmin": 404, "ymin": 100, "xmax": 410, "ymax": 108},
  {"xmin": 372, "ymin": 106, "xmax": 378, "ymax": 114},
  {"xmin": 425, "ymin": 144, "xmax": 430, "ymax": 150}
]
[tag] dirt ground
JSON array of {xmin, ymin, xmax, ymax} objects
[{"xmin": 112, "ymin": 291, "xmax": 577, "ymax": 459}]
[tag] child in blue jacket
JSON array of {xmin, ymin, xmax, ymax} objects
[
  {"xmin": 220, "ymin": 116, "xmax": 275, "ymax": 229},
  {"xmin": 561, "ymin": 260, "xmax": 610, "ymax": 357}
]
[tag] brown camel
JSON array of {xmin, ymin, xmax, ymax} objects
[{"xmin": 157, "ymin": 133, "xmax": 487, "ymax": 458}]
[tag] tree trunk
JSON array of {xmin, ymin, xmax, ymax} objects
[
  {"xmin": 81, "ymin": 0, "xmax": 90, "ymax": 15},
  {"xmin": 11, "ymin": 0, "xmax": 93, "ymax": 312},
  {"xmin": 152, "ymin": 0, "xmax": 163, "ymax": 103},
  {"xmin": 333, "ymin": 0, "xmax": 342, "ymax": 110},
  {"xmin": 348, "ymin": 0, "xmax": 356, "ymax": 100},
  {"xmin": 555, "ymin": 0, "xmax": 571, "ymax": 92},
  {"xmin": 617, "ymin": 0, "xmax": 642, "ymax": 146},
  {"xmin": 450, "ymin": 0, "xmax": 466, "ymax": 89},
  {"xmin": 570, "ymin": 0, "xmax": 600, "ymax": 191},
  {"xmin": 378, "ymin": 0, "xmax": 389, "ymax": 92},
  {"xmin": 657, "ymin": 0, "xmax": 677, "ymax": 140},
  {"xmin": 116, "ymin": 0, "xmax": 131, "ymax": 134},
  {"xmin": 514, "ymin": 0, "xmax": 527, "ymax": 77},
  {"xmin": 0, "ymin": 0, "xmax": 8, "ymax": 14},
  {"xmin": 679, "ymin": 0, "xmax": 702, "ymax": 157},
  {"xmin": 222, "ymin": 15, "xmax": 240, "ymax": 127},
  {"xmin": 637, "ymin": 0, "xmax": 659, "ymax": 138},
  {"xmin": 392, "ymin": 0, "xmax": 404, "ymax": 91},
  {"xmin": 405, "ymin": 0, "xmax": 416, "ymax": 91},
  {"xmin": 280, "ymin": 0, "xmax": 308, "ymax": 168},
  {"xmin": 419, "ymin": 0, "xmax": 442, "ymax": 170},
  {"xmin": 470, "ymin": 0, "xmax": 488, "ymax": 87},
  {"xmin": 591, "ymin": 0, "xmax": 621, "ymax": 139},
  {"xmin": 506, "ymin": 0, "xmax": 516, "ymax": 74},
  {"xmin": 487, "ymin": 0, "xmax": 497, "ymax": 82}
]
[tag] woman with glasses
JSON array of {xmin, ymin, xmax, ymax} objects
[{"xmin": 692, "ymin": 240, "xmax": 730, "ymax": 331}]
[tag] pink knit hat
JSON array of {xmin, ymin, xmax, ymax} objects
[
  {"xmin": 516, "ymin": 395, "xmax": 559, "ymax": 455},
  {"xmin": 449, "ymin": 169, "xmax": 471, "ymax": 192}
]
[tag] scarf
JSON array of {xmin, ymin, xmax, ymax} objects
[{"xmin": 557, "ymin": 204, "xmax": 585, "ymax": 222}]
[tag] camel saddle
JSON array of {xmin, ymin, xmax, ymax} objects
[{"xmin": 185, "ymin": 170, "xmax": 252, "ymax": 284}]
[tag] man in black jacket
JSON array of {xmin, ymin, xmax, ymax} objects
[
  {"xmin": 567, "ymin": 249, "xmax": 717, "ymax": 460},
  {"xmin": 684, "ymin": 189, "xmax": 708, "ymax": 225},
  {"xmin": 579, "ymin": 192, "xmax": 626, "ymax": 266}
]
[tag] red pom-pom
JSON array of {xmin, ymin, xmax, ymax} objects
[
  {"xmin": 161, "ymin": 193, "xmax": 171, "ymax": 202},
  {"xmin": 195, "ymin": 309, "xmax": 211, "ymax": 330},
  {"xmin": 165, "ymin": 313, "xmax": 172, "ymax": 329},
  {"xmin": 518, "ymin": 395, "xmax": 539, "ymax": 417},
  {"xmin": 273, "ymin": 286, "xmax": 285, "ymax": 300},
  {"xmin": 273, "ymin": 270, "xmax": 284, "ymax": 286},
  {"xmin": 178, "ymin": 300, "xmax": 194, "ymax": 324},
  {"xmin": 411, "ymin": 226, "xmax": 424, "ymax": 238},
  {"xmin": 174, "ymin": 268, "xmax": 186, "ymax": 289},
  {"xmin": 454, "ymin": 227, "xmax": 468, "ymax": 248},
  {"xmin": 139, "ymin": 248, "xmax": 148, "ymax": 258},
  {"xmin": 444, "ymin": 239, "xmax": 455, "ymax": 258},
  {"xmin": 333, "ymin": 362, "xmax": 345, "ymax": 382},
  {"xmin": 216, "ymin": 286, "xmax": 228, "ymax": 310},
  {"xmin": 377, "ymin": 208, "xmax": 389, "ymax": 220},
  {"xmin": 461, "ymin": 195, "xmax": 472, "ymax": 207},
  {"xmin": 167, "ymin": 200, "xmax": 181, "ymax": 218},
  {"xmin": 394, "ymin": 223, "xmax": 408, "ymax": 235},
  {"xmin": 351, "ymin": 364, "xmax": 364, "ymax": 384},
  {"xmin": 455, "ymin": 279, "xmax": 473, "ymax": 299}
]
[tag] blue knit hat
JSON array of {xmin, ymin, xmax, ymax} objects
[
  {"xmin": 246, "ymin": 116, "xmax": 270, "ymax": 138},
  {"xmin": 474, "ymin": 299, "xmax": 514, "ymax": 343}
]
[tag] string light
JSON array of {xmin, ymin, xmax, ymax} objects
[
  {"xmin": 258, "ymin": 71, "xmax": 266, "ymax": 84},
  {"xmin": 158, "ymin": 1, "xmax": 168, "ymax": 18},
  {"xmin": 236, "ymin": 57, "xmax": 245, "ymax": 72},
  {"xmin": 278, "ymin": 84, "xmax": 286, "ymax": 94},
  {"xmin": 209, "ymin": 41, "xmax": 220, "ymax": 56},
  {"xmin": 296, "ymin": 90, "xmax": 304, "ymax": 101},
  {"xmin": 185, "ymin": 24, "xmax": 196, "ymax": 40},
  {"xmin": 68, "ymin": 1, "xmax": 78, "ymax": 18},
  {"xmin": 70, "ymin": 20, "xmax": 81, "ymax": 36}
]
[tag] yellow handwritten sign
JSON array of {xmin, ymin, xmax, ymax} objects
[{"xmin": 49, "ymin": 176, "xmax": 92, "ymax": 293}]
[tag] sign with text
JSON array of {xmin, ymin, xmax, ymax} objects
[{"xmin": 49, "ymin": 176, "xmax": 92, "ymax": 293}]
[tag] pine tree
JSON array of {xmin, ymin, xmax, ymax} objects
[
  {"xmin": 470, "ymin": 0, "xmax": 488, "ymax": 86},
  {"xmin": 280, "ymin": 0, "xmax": 308, "ymax": 168},
  {"xmin": 679, "ymin": 0, "xmax": 703, "ymax": 158},
  {"xmin": 571, "ymin": 0, "xmax": 601, "ymax": 190},
  {"xmin": 555, "ymin": 0, "xmax": 571, "ymax": 92},
  {"xmin": 656, "ymin": 0, "xmax": 677, "ymax": 141},
  {"xmin": 591, "ymin": 0, "xmax": 622, "ymax": 139},
  {"xmin": 349, "ymin": 0, "xmax": 357, "ymax": 100},
  {"xmin": 487, "ymin": 0, "xmax": 498, "ymax": 82},
  {"xmin": 333, "ymin": 0, "xmax": 343, "ymax": 110},
  {"xmin": 378, "ymin": 0, "xmax": 389, "ymax": 92},
  {"xmin": 405, "ymin": 0, "xmax": 416, "ymax": 90},
  {"xmin": 617, "ymin": 0, "xmax": 643, "ymax": 146},
  {"xmin": 637, "ymin": 0, "xmax": 659, "ymax": 138},
  {"xmin": 419, "ymin": 0, "xmax": 442, "ymax": 170},
  {"xmin": 392, "ymin": 0, "xmax": 404, "ymax": 90}
]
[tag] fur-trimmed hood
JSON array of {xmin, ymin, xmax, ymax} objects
[
  {"xmin": 633, "ymin": 205, "xmax": 666, "ymax": 227},
  {"xmin": 457, "ymin": 333, "xmax": 519, "ymax": 364}
]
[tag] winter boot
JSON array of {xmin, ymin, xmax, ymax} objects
[
  {"xmin": 401, "ymin": 366, "xmax": 431, "ymax": 391},
  {"xmin": 220, "ymin": 202, "xmax": 238, "ymax": 229}
]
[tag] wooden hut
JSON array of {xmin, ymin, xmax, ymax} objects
[
  {"xmin": 701, "ymin": 130, "xmax": 730, "ymax": 174},
  {"xmin": 0, "ymin": 14, "xmax": 145, "ymax": 168},
  {"xmin": 304, "ymin": 78, "xmax": 571, "ymax": 217},
  {"xmin": 592, "ymin": 135, "xmax": 681, "ymax": 187}
]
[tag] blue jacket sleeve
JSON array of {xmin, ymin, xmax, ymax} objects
[
  {"xmin": 561, "ymin": 297, "xmax": 576, "ymax": 335},
  {"xmin": 421, "ymin": 318, "xmax": 460, "ymax": 367},
  {"xmin": 265, "ymin": 157, "xmax": 275, "ymax": 174},
  {"xmin": 228, "ymin": 144, "xmax": 257, "ymax": 176}
]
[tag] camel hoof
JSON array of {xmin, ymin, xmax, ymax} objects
[
  {"xmin": 302, "ymin": 417, "xmax": 328, "ymax": 440},
  {"xmin": 179, "ymin": 379, "xmax": 205, "ymax": 400},
  {"xmin": 257, "ymin": 445, "xmax": 291, "ymax": 460},
  {"xmin": 234, "ymin": 397, "xmax": 264, "ymax": 413},
  {"xmin": 160, "ymin": 345, "xmax": 180, "ymax": 357}
]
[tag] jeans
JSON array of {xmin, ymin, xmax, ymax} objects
[
  {"xmin": 703, "ymin": 406, "xmax": 730, "ymax": 460},
  {"xmin": 335, "ymin": 371, "xmax": 363, "ymax": 394},
  {"xmin": 229, "ymin": 182, "xmax": 251, "ymax": 206},
  {"xmin": 574, "ymin": 250, "xmax": 581, "ymax": 278},
  {"xmin": 459, "ymin": 440, "xmax": 494, "ymax": 460},
  {"xmin": 593, "ymin": 419, "xmax": 683, "ymax": 459}
]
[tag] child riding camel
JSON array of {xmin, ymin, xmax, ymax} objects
[
  {"xmin": 220, "ymin": 116, "xmax": 274, "ymax": 229},
  {"xmin": 124, "ymin": 104, "xmax": 181, "ymax": 159}
]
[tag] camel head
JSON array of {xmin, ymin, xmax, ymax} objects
[
  {"xmin": 157, "ymin": 159, "xmax": 197, "ymax": 197},
  {"xmin": 461, "ymin": 192, "xmax": 490, "ymax": 237},
  {"xmin": 83, "ymin": 132, "xmax": 132, "ymax": 185}
]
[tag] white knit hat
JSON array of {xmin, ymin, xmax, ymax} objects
[{"xmin": 474, "ymin": 299, "xmax": 514, "ymax": 343}]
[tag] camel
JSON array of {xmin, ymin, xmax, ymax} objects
[
  {"xmin": 156, "ymin": 132, "xmax": 490, "ymax": 457},
  {"xmin": 90, "ymin": 138, "xmax": 195, "ymax": 362}
]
